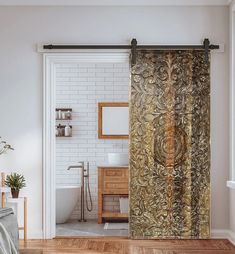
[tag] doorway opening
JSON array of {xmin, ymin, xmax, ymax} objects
[{"xmin": 43, "ymin": 52, "xmax": 130, "ymax": 238}]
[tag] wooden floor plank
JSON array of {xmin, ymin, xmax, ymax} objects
[{"xmin": 19, "ymin": 238, "xmax": 235, "ymax": 254}]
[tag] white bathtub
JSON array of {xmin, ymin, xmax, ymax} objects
[{"xmin": 56, "ymin": 185, "xmax": 80, "ymax": 224}]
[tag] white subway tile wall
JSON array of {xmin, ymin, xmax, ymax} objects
[{"xmin": 56, "ymin": 62, "xmax": 129, "ymax": 219}]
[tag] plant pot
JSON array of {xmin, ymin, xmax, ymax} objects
[{"xmin": 11, "ymin": 189, "xmax": 19, "ymax": 198}]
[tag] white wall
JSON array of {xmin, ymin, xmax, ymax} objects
[
  {"xmin": 229, "ymin": 0, "xmax": 235, "ymax": 243},
  {"xmin": 0, "ymin": 6, "xmax": 229, "ymax": 238},
  {"xmin": 55, "ymin": 62, "xmax": 129, "ymax": 219}
]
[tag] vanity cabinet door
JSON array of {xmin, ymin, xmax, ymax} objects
[{"xmin": 98, "ymin": 167, "xmax": 129, "ymax": 224}]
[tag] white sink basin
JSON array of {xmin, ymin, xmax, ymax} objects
[{"xmin": 107, "ymin": 153, "xmax": 128, "ymax": 166}]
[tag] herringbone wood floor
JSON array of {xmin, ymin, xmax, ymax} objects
[{"xmin": 19, "ymin": 237, "xmax": 235, "ymax": 254}]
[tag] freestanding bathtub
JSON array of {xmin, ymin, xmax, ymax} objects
[{"xmin": 56, "ymin": 185, "xmax": 80, "ymax": 224}]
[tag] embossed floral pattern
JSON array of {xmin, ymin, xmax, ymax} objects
[{"xmin": 129, "ymin": 51, "xmax": 210, "ymax": 239}]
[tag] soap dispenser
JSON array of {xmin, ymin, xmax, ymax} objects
[{"xmin": 64, "ymin": 123, "xmax": 71, "ymax": 137}]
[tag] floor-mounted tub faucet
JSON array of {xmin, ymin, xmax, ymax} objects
[{"xmin": 67, "ymin": 161, "xmax": 92, "ymax": 222}]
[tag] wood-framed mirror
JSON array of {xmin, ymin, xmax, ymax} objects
[{"xmin": 98, "ymin": 102, "xmax": 129, "ymax": 139}]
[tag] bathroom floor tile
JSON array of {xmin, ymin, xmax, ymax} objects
[{"xmin": 56, "ymin": 220, "xmax": 129, "ymax": 237}]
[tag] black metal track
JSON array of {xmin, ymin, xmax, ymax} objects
[
  {"xmin": 43, "ymin": 44, "xmax": 219, "ymax": 50},
  {"xmin": 43, "ymin": 38, "xmax": 219, "ymax": 65}
]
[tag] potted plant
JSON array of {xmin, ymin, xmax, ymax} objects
[{"xmin": 5, "ymin": 173, "xmax": 26, "ymax": 198}]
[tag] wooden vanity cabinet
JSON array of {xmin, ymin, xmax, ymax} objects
[{"xmin": 98, "ymin": 166, "xmax": 129, "ymax": 224}]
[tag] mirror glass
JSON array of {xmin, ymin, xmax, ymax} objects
[{"xmin": 98, "ymin": 102, "xmax": 129, "ymax": 139}]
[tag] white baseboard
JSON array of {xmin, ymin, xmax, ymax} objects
[
  {"xmin": 23, "ymin": 230, "xmax": 43, "ymax": 240},
  {"xmin": 228, "ymin": 230, "xmax": 235, "ymax": 245},
  {"xmin": 211, "ymin": 229, "xmax": 235, "ymax": 245},
  {"xmin": 211, "ymin": 229, "xmax": 230, "ymax": 238}
]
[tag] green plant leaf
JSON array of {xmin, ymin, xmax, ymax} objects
[{"xmin": 5, "ymin": 172, "xmax": 26, "ymax": 191}]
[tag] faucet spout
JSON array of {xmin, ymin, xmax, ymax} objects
[{"xmin": 67, "ymin": 164, "xmax": 83, "ymax": 170}]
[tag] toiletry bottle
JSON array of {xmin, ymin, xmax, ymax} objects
[
  {"xmin": 58, "ymin": 110, "xmax": 62, "ymax": 120},
  {"xmin": 66, "ymin": 110, "xmax": 71, "ymax": 120},
  {"xmin": 58, "ymin": 124, "xmax": 63, "ymax": 136},
  {"xmin": 65, "ymin": 123, "xmax": 71, "ymax": 137},
  {"xmin": 55, "ymin": 126, "xmax": 59, "ymax": 137}
]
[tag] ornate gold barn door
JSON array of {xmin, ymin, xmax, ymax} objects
[{"xmin": 129, "ymin": 51, "xmax": 210, "ymax": 239}]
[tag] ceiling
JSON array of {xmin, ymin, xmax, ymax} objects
[{"xmin": 0, "ymin": 0, "xmax": 232, "ymax": 6}]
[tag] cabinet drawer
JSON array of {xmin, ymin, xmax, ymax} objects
[
  {"xmin": 104, "ymin": 181, "xmax": 128, "ymax": 193},
  {"xmin": 104, "ymin": 181, "xmax": 128, "ymax": 190},
  {"xmin": 103, "ymin": 189, "xmax": 128, "ymax": 194},
  {"xmin": 103, "ymin": 169, "xmax": 128, "ymax": 181}
]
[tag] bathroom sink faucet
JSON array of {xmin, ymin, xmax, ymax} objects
[{"xmin": 67, "ymin": 161, "xmax": 92, "ymax": 222}]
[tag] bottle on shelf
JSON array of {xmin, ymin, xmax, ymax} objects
[
  {"xmin": 64, "ymin": 123, "xmax": 71, "ymax": 137},
  {"xmin": 58, "ymin": 110, "xmax": 62, "ymax": 120},
  {"xmin": 55, "ymin": 126, "xmax": 59, "ymax": 137},
  {"xmin": 66, "ymin": 110, "xmax": 71, "ymax": 120},
  {"xmin": 57, "ymin": 124, "xmax": 63, "ymax": 136}
]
